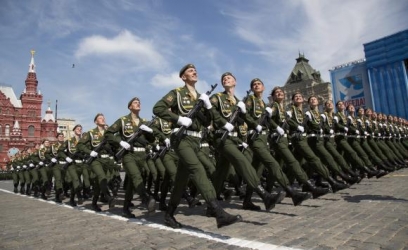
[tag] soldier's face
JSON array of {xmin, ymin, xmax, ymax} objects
[
  {"xmin": 292, "ymin": 94, "xmax": 303, "ymax": 105},
  {"xmin": 337, "ymin": 102, "xmax": 345, "ymax": 111},
  {"xmin": 129, "ymin": 100, "xmax": 141, "ymax": 112},
  {"xmin": 74, "ymin": 126, "xmax": 82, "ymax": 136},
  {"xmin": 325, "ymin": 101, "xmax": 334, "ymax": 111},
  {"xmin": 309, "ymin": 97, "xmax": 318, "ymax": 107},
  {"xmin": 44, "ymin": 141, "xmax": 50, "ymax": 147},
  {"xmin": 58, "ymin": 134, "xmax": 64, "ymax": 142},
  {"xmin": 251, "ymin": 81, "xmax": 264, "ymax": 94},
  {"xmin": 222, "ymin": 75, "xmax": 236, "ymax": 88},
  {"xmin": 181, "ymin": 68, "xmax": 198, "ymax": 83},
  {"xmin": 348, "ymin": 105, "xmax": 355, "ymax": 113},
  {"xmin": 371, "ymin": 113, "xmax": 377, "ymax": 119},
  {"xmin": 365, "ymin": 109, "xmax": 372, "ymax": 116},
  {"xmin": 95, "ymin": 116, "xmax": 106, "ymax": 126},
  {"xmin": 358, "ymin": 108, "xmax": 364, "ymax": 116},
  {"xmin": 273, "ymin": 88, "xmax": 284, "ymax": 101}
]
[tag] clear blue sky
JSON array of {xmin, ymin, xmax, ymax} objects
[{"xmin": 1, "ymin": 0, "xmax": 407, "ymax": 130}]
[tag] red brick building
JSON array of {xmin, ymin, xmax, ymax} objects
[{"xmin": 0, "ymin": 50, "xmax": 58, "ymax": 168}]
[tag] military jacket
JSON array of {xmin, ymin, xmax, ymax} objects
[
  {"xmin": 333, "ymin": 111, "xmax": 348, "ymax": 133},
  {"xmin": 210, "ymin": 91, "xmax": 239, "ymax": 131},
  {"xmin": 269, "ymin": 102, "xmax": 287, "ymax": 132},
  {"xmin": 346, "ymin": 115, "xmax": 359, "ymax": 135},
  {"xmin": 321, "ymin": 111, "xmax": 335, "ymax": 134},
  {"xmin": 244, "ymin": 94, "xmax": 270, "ymax": 131},
  {"xmin": 287, "ymin": 105, "xmax": 305, "ymax": 134},
  {"xmin": 77, "ymin": 127, "xmax": 112, "ymax": 155},
  {"xmin": 151, "ymin": 117, "xmax": 173, "ymax": 143},
  {"xmin": 153, "ymin": 85, "xmax": 211, "ymax": 132},
  {"xmin": 106, "ymin": 113, "xmax": 156, "ymax": 148},
  {"xmin": 305, "ymin": 108, "xmax": 322, "ymax": 134}
]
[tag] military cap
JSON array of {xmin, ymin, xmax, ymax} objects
[
  {"xmin": 94, "ymin": 113, "xmax": 104, "ymax": 122},
  {"xmin": 221, "ymin": 72, "xmax": 236, "ymax": 83},
  {"xmin": 72, "ymin": 124, "xmax": 82, "ymax": 131},
  {"xmin": 128, "ymin": 97, "xmax": 140, "ymax": 108},
  {"xmin": 179, "ymin": 64, "xmax": 195, "ymax": 77},
  {"xmin": 56, "ymin": 132, "xmax": 64, "ymax": 138},
  {"xmin": 250, "ymin": 78, "xmax": 264, "ymax": 88}
]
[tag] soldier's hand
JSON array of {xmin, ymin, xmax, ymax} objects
[
  {"xmin": 356, "ymin": 130, "xmax": 360, "ymax": 135},
  {"xmin": 164, "ymin": 138, "xmax": 171, "ymax": 148},
  {"xmin": 139, "ymin": 124, "xmax": 153, "ymax": 133},
  {"xmin": 199, "ymin": 93, "xmax": 212, "ymax": 109},
  {"xmin": 276, "ymin": 126, "xmax": 285, "ymax": 135},
  {"xmin": 39, "ymin": 161, "xmax": 44, "ymax": 166},
  {"xmin": 66, "ymin": 157, "xmax": 73, "ymax": 163},
  {"xmin": 223, "ymin": 122, "xmax": 234, "ymax": 132},
  {"xmin": 90, "ymin": 151, "xmax": 98, "ymax": 158},
  {"xmin": 23, "ymin": 165, "xmax": 27, "ymax": 169},
  {"xmin": 239, "ymin": 142, "xmax": 248, "ymax": 149},
  {"xmin": 51, "ymin": 158, "xmax": 57, "ymax": 163},
  {"xmin": 120, "ymin": 141, "xmax": 131, "ymax": 150},
  {"xmin": 29, "ymin": 163, "xmax": 34, "ymax": 168},
  {"xmin": 237, "ymin": 101, "xmax": 247, "ymax": 114},
  {"xmin": 297, "ymin": 125, "xmax": 304, "ymax": 133},
  {"xmin": 177, "ymin": 116, "xmax": 192, "ymax": 127},
  {"xmin": 344, "ymin": 127, "xmax": 349, "ymax": 132},
  {"xmin": 329, "ymin": 129, "xmax": 334, "ymax": 134},
  {"xmin": 256, "ymin": 125, "xmax": 262, "ymax": 133}
]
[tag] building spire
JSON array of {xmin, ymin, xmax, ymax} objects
[{"xmin": 29, "ymin": 49, "xmax": 36, "ymax": 73}]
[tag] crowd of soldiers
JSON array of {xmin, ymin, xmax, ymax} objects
[{"xmin": 3, "ymin": 63, "xmax": 408, "ymax": 230}]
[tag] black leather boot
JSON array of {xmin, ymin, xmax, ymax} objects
[
  {"xmin": 379, "ymin": 162, "xmax": 394, "ymax": 172},
  {"xmin": 375, "ymin": 169, "xmax": 387, "ymax": 179},
  {"xmin": 164, "ymin": 204, "xmax": 182, "ymax": 229},
  {"xmin": 13, "ymin": 184, "xmax": 18, "ymax": 193},
  {"xmin": 242, "ymin": 187, "xmax": 261, "ymax": 211},
  {"xmin": 254, "ymin": 185, "xmax": 286, "ymax": 211},
  {"xmin": 20, "ymin": 184, "xmax": 25, "ymax": 195},
  {"xmin": 122, "ymin": 199, "xmax": 136, "ymax": 218},
  {"xmin": 182, "ymin": 190, "xmax": 201, "ymax": 208},
  {"xmin": 100, "ymin": 179, "xmax": 116, "ymax": 208},
  {"xmin": 91, "ymin": 199, "xmax": 102, "ymax": 212},
  {"xmin": 315, "ymin": 175, "xmax": 330, "ymax": 188},
  {"xmin": 345, "ymin": 168, "xmax": 362, "ymax": 183},
  {"xmin": 69, "ymin": 190, "xmax": 77, "ymax": 207},
  {"xmin": 55, "ymin": 189, "xmax": 63, "ymax": 203},
  {"xmin": 302, "ymin": 180, "xmax": 330, "ymax": 199},
  {"xmin": 26, "ymin": 184, "xmax": 31, "ymax": 195},
  {"xmin": 141, "ymin": 193, "xmax": 156, "ymax": 213},
  {"xmin": 338, "ymin": 171, "xmax": 358, "ymax": 185},
  {"xmin": 327, "ymin": 177, "xmax": 349, "ymax": 193},
  {"xmin": 284, "ymin": 185, "xmax": 311, "ymax": 206},
  {"xmin": 362, "ymin": 166, "xmax": 378, "ymax": 178},
  {"xmin": 76, "ymin": 188, "xmax": 83, "ymax": 205},
  {"xmin": 209, "ymin": 200, "xmax": 242, "ymax": 228}
]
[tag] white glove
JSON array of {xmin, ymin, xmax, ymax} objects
[
  {"xmin": 23, "ymin": 165, "xmax": 27, "ymax": 169},
  {"xmin": 378, "ymin": 133, "xmax": 381, "ymax": 137},
  {"xmin": 305, "ymin": 111, "xmax": 312, "ymax": 120},
  {"xmin": 139, "ymin": 124, "xmax": 153, "ymax": 133},
  {"xmin": 177, "ymin": 116, "xmax": 192, "ymax": 127},
  {"xmin": 199, "ymin": 93, "xmax": 212, "ymax": 109},
  {"xmin": 320, "ymin": 129, "xmax": 323, "ymax": 134},
  {"xmin": 29, "ymin": 163, "xmax": 34, "ymax": 168},
  {"xmin": 364, "ymin": 131, "xmax": 368, "ymax": 136},
  {"xmin": 256, "ymin": 125, "xmax": 262, "ymax": 133},
  {"xmin": 66, "ymin": 157, "xmax": 73, "ymax": 163},
  {"xmin": 265, "ymin": 107, "xmax": 272, "ymax": 118},
  {"xmin": 329, "ymin": 129, "xmax": 334, "ymax": 134},
  {"xmin": 17, "ymin": 166, "xmax": 21, "ymax": 169},
  {"xmin": 120, "ymin": 140, "xmax": 131, "ymax": 150},
  {"xmin": 297, "ymin": 126, "xmax": 304, "ymax": 132},
  {"xmin": 356, "ymin": 130, "xmax": 360, "ymax": 135},
  {"xmin": 164, "ymin": 138, "xmax": 171, "ymax": 148},
  {"xmin": 320, "ymin": 114, "xmax": 327, "ymax": 121},
  {"xmin": 240, "ymin": 142, "xmax": 248, "ymax": 149},
  {"xmin": 90, "ymin": 151, "xmax": 98, "ymax": 157},
  {"xmin": 11, "ymin": 167, "xmax": 14, "ymax": 171},
  {"xmin": 237, "ymin": 101, "xmax": 247, "ymax": 114},
  {"xmin": 223, "ymin": 122, "xmax": 234, "ymax": 132},
  {"xmin": 276, "ymin": 126, "xmax": 284, "ymax": 135},
  {"xmin": 39, "ymin": 162, "xmax": 44, "ymax": 166},
  {"xmin": 51, "ymin": 158, "xmax": 57, "ymax": 163},
  {"xmin": 344, "ymin": 127, "xmax": 349, "ymax": 132},
  {"xmin": 155, "ymin": 144, "xmax": 160, "ymax": 151}
]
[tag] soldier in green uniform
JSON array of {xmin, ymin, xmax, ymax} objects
[
  {"xmin": 22, "ymin": 151, "xmax": 32, "ymax": 195},
  {"xmin": 77, "ymin": 113, "xmax": 116, "ymax": 212},
  {"xmin": 153, "ymin": 64, "xmax": 242, "ymax": 229},
  {"xmin": 59, "ymin": 124, "xmax": 86, "ymax": 207},
  {"xmin": 46, "ymin": 133, "xmax": 67, "ymax": 202},
  {"xmin": 105, "ymin": 97, "xmax": 156, "ymax": 218},
  {"xmin": 29, "ymin": 146, "xmax": 43, "ymax": 197},
  {"xmin": 333, "ymin": 101, "xmax": 379, "ymax": 178},
  {"xmin": 268, "ymin": 87, "xmax": 330, "ymax": 198},
  {"xmin": 9, "ymin": 157, "xmax": 19, "ymax": 193},
  {"xmin": 209, "ymin": 72, "xmax": 286, "ymax": 212},
  {"xmin": 244, "ymin": 80, "xmax": 311, "ymax": 205},
  {"xmin": 321, "ymin": 100, "xmax": 361, "ymax": 181},
  {"xmin": 305, "ymin": 96, "xmax": 358, "ymax": 184},
  {"xmin": 37, "ymin": 140, "xmax": 52, "ymax": 200},
  {"xmin": 288, "ymin": 92, "xmax": 349, "ymax": 192}
]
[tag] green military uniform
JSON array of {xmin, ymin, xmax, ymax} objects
[
  {"xmin": 106, "ymin": 113, "xmax": 156, "ymax": 216},
  {"xmin": 38, "ymin": 145, "xmax": 52, "ymax": 198},
  {"xmin": 77, "ymin": 127, "xmax": 116, "ymax": 211}
]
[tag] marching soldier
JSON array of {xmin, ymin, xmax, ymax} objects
[
  {"xmin": 105, "ymin": 97, "xmax": 156, "ymax": 218},
  {"xmin": 153, "ymin": 64, "xmax": 242, "ymax": 229}
]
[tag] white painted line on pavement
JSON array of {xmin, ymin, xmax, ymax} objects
[{"xmin": 0, "ymin": 188, "xmax": 301, "ymax": 250}]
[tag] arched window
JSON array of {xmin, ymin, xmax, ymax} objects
[
  {"xmin": 5, "ymin": 125, "xmax": 10, "ymax": 136},
  {"xmin": 28, "ymin": 125, "xmax": 35, "ymax": 136}
]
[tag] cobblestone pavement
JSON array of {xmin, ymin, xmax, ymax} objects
[{"xmin": 1, "ymin": 168, "xmax": 408, "ymax": 250}]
